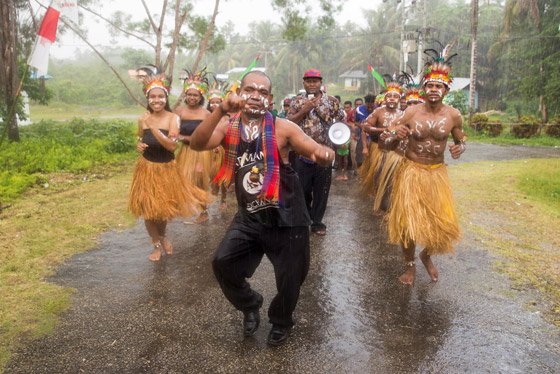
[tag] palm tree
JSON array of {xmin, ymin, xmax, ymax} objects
[
  {"xmin": 469, "ymin": 0, "xmax": 479, "ymax": 119},
  {"xmin": 338, "ymin": 7, "xmax": 400, "ymax": 93}
]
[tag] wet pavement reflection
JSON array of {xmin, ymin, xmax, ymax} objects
[{"xmin": 5, "ymin": 143, "xmax": 560, "ymax": 373}]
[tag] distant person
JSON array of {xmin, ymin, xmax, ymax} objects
[
  {"xmin": 287, "ymin": 69, "xmax": 345, "ymax": 236},
  {"xmin": 277, "ymin": 98, "xmax": 291, "ymax": 118},
  {"xmin": 206, "ymin": 84, "xmax": 229, "ymax": 209},
  {"xmin": 334, "ymin": 95, "xmax": 342, "ymax": 103},
  {"xmin": 190, "ymin": 71, "xmax": 334, "ymax": 346},
  {"xmin": 384, "ymin": 46, "xmax": 466, "ymax": 285},
  {"xmin": 173, "ymin": 68, "xmax": 213, "ymax": 223},
  {"xmin": 129, "ymin": 69, "xmax": 209, "ymax": 261},
  {"xmin": 354, "ymin": 94, "xmax": 376, "ymax": 177}
]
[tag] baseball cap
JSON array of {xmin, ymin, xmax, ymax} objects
[
  {"xmin": 283, "ymin": 98, "xmax": 291, "ymax": 106},
  {"xmin": 303, "ymin": 69, "xmax": 322, "ymax": 80}
]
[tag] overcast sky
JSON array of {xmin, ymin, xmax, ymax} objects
[{"xmin": 49, "ymin": 0, "xmax": 383, "ymax": 59}]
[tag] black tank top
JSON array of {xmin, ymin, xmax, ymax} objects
[
  {"xmin": 234, "ymin": 136, "xmax": 310, "ymax": 228},
  {"xmin": 141, "ymin": 129, "xmax": 174, "ymax": 163},
  {"xmin": 180, "ymin": 119, "xmax": 202, "ymax": 136}
]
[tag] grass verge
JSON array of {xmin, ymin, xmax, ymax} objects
[
  {"xmin": 463, "ymin": 123, "xmax": 560, "ymax": 147},
  {"xmin": 450, "ymin": 158, "xmax": 560, "ymax": 325},
  {"xmin": 0, "ymin": 161, "xmax": 136, "ymax": 370}
]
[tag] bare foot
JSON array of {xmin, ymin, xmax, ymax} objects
[
  {"xmin": 373, "ymin": 209, "xmax": 383, "ymax": 216},
  {"xmin": 419, "ymin": 249, "xmax": 438, "ymax": 282},
  {"xmin": 335, "ymin": 175, "xmax": 344, "ymax": 181},
  {"xmin": 219, "ymin": 201, "xmax": 227, "ymax": 210},
  {"xmin": 399, "ymin": 264, "xmax": 416, "ymax": 285},
  {"xmin": 193, "ymin": 211, "xmax": 209, "ymax": 224},
  {"xmin": 149, "ymin": 244, "xmax": 162, "ymax": 261},
  {"xmin": 161, "ymin": 237, "xmax": 173, "ymax": 255}
]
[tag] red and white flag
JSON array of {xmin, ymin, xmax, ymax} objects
[{"xmin": 27, "ymin": 5, "xmax": 61, "ymax": 77}]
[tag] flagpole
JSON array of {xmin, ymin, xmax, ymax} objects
[{"xmin": 0, "ymin": 64, "xmax": 29, "ymax": 148}]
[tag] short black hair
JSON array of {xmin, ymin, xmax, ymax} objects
[
  {"xmin": 344, "ymin": 100, "xmax": 352, "ymax": 106},
  {"xmin": 240, "ymin": 71, "xmax": 273, "ymax": 92},
  {"xmin": 335, "ymin": 95, "xmax": 341, "ymax": 102},
  {"xmin": 354, "ymin": 97, "xmax": 363, "ymax": 104},
  {"xmin": 364, "ymin": 94, "xmax": 376, "ymax": 104}
]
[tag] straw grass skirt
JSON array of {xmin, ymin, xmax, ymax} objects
[
  {"xmin": 373, "ymin": 151, "xmax": 403, "ymax": 212},
  {"xmin": 360, "ymin": 143, "xmax": 383, "ymax": 196},
  {"xmin": 128, "ymin": 156, "xmax": 211, "ymax": 221},
  {"xmin": 388, "ymin": 159, "xmax": 461, "ymax": 255},
  {"xmin": 176, "ymin": 144, "xmax": 213, "ymax": 191}
]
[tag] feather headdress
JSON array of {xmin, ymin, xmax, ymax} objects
[
  {"xmin": 206, "ymin": 76, "xmax": 229, "ymax": 101},
  {"xmin": 182, "ymin": 67, "xmax": 209, "ymax": 95},
  {"xmin": 422, "ymin": 41, "xmax": 457, "ymax": 87},
  {"xmin": 399, "ymin": 72, "xmax": 425, "ymax": 104},
  {"xmin": 382, "ymin": 73, "xmax": 404, "ymax": 97},
  {"xmin": 137, "ymin": 64, "xmax": 171, "ymax": 97}
]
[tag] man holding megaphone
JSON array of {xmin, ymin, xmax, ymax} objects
[{"xmin": 287, "ymin": 69, "xmax": 346, "ymax": 236}]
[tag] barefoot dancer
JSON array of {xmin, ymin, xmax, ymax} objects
[
  {"xmin": 128, "ymin": 68, "xmax": 210, "ymax": 261},
  {"xmin": 361, "ymin": 80, "xmax": 403, "ymax": 205},
  {"xmin": 383, "ymin": 45, "xmax": 466, "ymax": 284},
  {"xmin": 190, "ymin": 71, "xmax": 334, "ymax": 346},
  {"xmin": 207, "ymin": 82, "xmax": 229, "ymax": 209},
  {"xmin": 173, "ymin": 68, "xmax": 213, "ymax": 224}
]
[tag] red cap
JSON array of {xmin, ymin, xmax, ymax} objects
[
  {"xmin": 283, "ymin": 98, "xmax": 291, "ymax": 106},
  {"xmin": 303, "ymin": 69, "xmax": 322, "ymax": 80}
]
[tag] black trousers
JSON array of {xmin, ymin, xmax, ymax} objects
[
  {"xmin": 294, "ymin": 158, "xmax": 332, "ymax": 232},
  {"xmin": 213, "ymin": 217, "xmax": 310, "ymax": 328}
]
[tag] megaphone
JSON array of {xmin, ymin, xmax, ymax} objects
[{"xmin": 328, "ymin": 122, "xmax": 351, "ymax": 145}]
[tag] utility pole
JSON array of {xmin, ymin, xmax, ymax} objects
[
  {"xmin": 399, "ymin": 0, "xmax": 406, "ymax": 72},
  {"xmin": 417, "ymin": 30, "xmax": 423, "ymax": 75}
]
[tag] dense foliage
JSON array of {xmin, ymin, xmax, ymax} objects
[{"xmin": 0, "ymin": 119, "xmax": 137, "ymax": 202}]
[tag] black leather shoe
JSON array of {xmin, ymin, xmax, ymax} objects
[
  {"xmin": 243, "ymin": 310, "xmax": 260, "ymax": 337},
  {"xmin": 267, "ymin": 325, "xmax": 290, "ymax": 346}
]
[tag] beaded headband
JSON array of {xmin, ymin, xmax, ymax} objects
[{"xmin": 183, "ymin": 67, "xmax": 209, "ymax": 95}]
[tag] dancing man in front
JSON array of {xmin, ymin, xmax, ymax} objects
[{"xmin": 190, "ymin": 71, "xmax": 334, "ymax": 345}]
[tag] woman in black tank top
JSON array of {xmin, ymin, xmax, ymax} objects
[
  {"xmin": 128, "ymin": 76, "xmax": 210, "ymax": 261},
  {"xmin": 173, "ymin": 70, "xmax": 213, "ymax": 223}
]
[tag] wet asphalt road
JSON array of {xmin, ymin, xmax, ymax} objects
[{"xmin": 6, "ymin": 143, "xmax": 560, "ymax": 373}]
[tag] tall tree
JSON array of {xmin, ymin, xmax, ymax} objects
[{"xmin": 469, "ymin": 0, "xmax": 479, "ymax": 118}]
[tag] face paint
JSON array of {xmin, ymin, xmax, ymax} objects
[{"xmin": 148, "ymin": 97, "xmax": 166, "ymax": 105}]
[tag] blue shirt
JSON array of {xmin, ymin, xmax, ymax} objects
[{"xmin": 354, "ymin": 104, "xmax": 373, "ymax": 139}]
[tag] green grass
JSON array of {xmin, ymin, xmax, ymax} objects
[
  {"xmin": 0, "ymin": 161, "xmax": 137, "ymax": 371},
  {"xmin": 451, "ymin": 158, "xmax": 560, "ymax": 325},
  {"xmin": 0, "ymin": 119, "xmax": 138, "ymax": 203}
]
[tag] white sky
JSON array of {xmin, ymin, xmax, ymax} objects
[{"xmin": 50, "ymin": 0, "xmax": 383, "ymax": 59}]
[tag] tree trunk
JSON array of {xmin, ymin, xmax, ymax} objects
[
  {"xmin": 190, "ymin": 0, "xmax": 220, "ymax": 74},
  {"xmin": 468, "ymin": 0, "xmax": 478, "ymax": 124},
  {"xmin": 0, "ymin": 0, "xmax": 20, "ymax": 142}
]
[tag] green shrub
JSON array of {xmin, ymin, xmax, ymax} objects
[
  {"xmin": 486, "ymin": 121, "xmax": 504, "ymax": 137},
  {"xmin": 544, "ymin": 124, "xmax": 560, "ymax": 138},
  {"xmin": 470, "ymin": 114, "xmax": 489, "ymax": 132},
  {"xmin": 0, "ymin": 119, "xmax": 137, "ymax": 203},
  {"xmin": 511, "ymin": 116, "xmax": 539, "ymax": 138}
]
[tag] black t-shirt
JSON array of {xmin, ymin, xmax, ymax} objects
[
  {"xmin": 234, "ymin": 135, "xmax": 310, "ymax": 228},
  {"xmin": 141, "ymin": 129, "xmax": 174, "ymax": 163}
]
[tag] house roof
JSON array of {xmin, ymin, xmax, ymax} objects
[
  {"xmin": 339, "ymin": 70, "xmax": 368, "ymax": 79},
  {"xmin": 449, "ymin": 77, "xmax": 470, "ymax": 91},
  {"xmin": 225, "ymin": 67, "xmax": 266, "ymax": 75}
]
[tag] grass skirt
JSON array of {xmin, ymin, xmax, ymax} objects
[
  {"xmin": 128, "ymin": 157, "xmax": 211, "ymax": 221},
  {"xmin": 388, "ymin": 159, "xmax": 461, "ymax": 255},
  {"xmin": 358, "ymin": 142, "xmax": 376, "ymax": 179},
  {"xmin": 373, "ymin": 151, "xmax": 403, "ymax": 212},
  {"xmin": 360, "ymin": 143, "xmax": 383, "ymax": 196},
  {"xmin": 176, "ymin": 144, "xmax": 213, "ymax": 191},
  {"xmin": 210, "ymin": 146, "xmax": 225, "ymax": 181}
]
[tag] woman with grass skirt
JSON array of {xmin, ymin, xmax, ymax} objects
[
  {"xmin": 206, "ymin": 85, "xmax": 229, "ymax": 209},
  {"xmin": 173, "ymin": 68, "xmax": 214, "ymax": 224},
  {"xmin": 128, "ymin": 69, "xmax": 210, "ymax": 261}
]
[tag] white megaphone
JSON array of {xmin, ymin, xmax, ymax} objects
[{"xmin": 328, "ymin": 122, "xmax": 351, "ymax": 145}]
